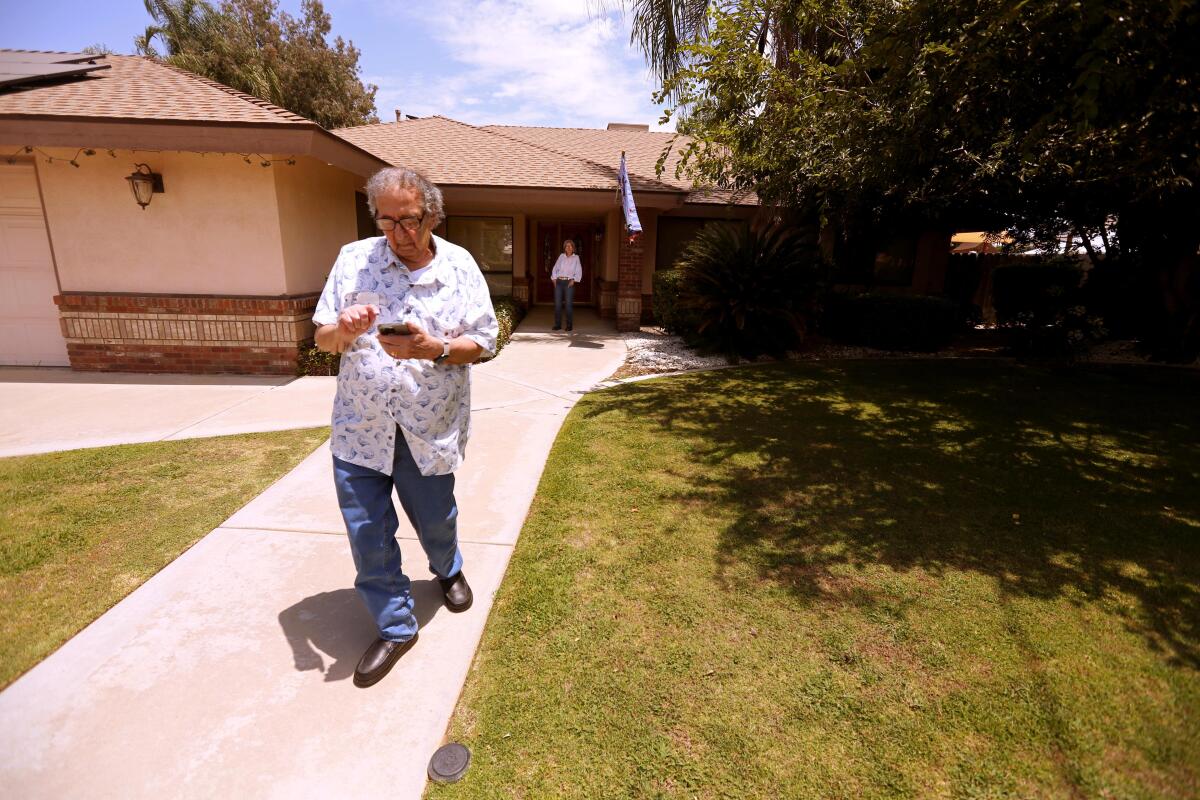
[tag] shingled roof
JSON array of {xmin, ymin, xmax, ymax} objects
[
  {"xmin": 0, "ymin": 50, "xmax": 386, "ymax": 177},
  {"xmin": 335, "ymin": 116, "xmax": 755, "ymax": 206},
  {"xmin": 0, "ymin": 51, "xmax": 311, "ymax": 126},
  {"xmin": 334, "ymin": 116, "xmax": 618, "ymax": 190}
]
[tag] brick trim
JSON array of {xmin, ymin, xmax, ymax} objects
[
  {"xmin": 53, "ymin": 291, "xmax": 320, "ymax": 375},
  {"xmin": 55, "ymin": 291, "xmax": 320, "ymax": 316},
  {"xmin": 511, "ymin": 275, "xmax": 531, "ymax": 307},
  {"xmin": 598, "ymin": 279, "xmax": 617, "ymax": 319}
]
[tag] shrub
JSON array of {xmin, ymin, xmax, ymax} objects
[
  {"xmin": 825, "ymin": 293, "xmax": 962, "ymax": 351},
  {"xmin": 991, "ymin": 259, "xmax": 1106, "ymax": 359},
  {"xmin": 296, "ymin": 295, "xmax": 528, "ymax": 375},
  {"xmin": 483, "ymin": 295, "xmax": 526, "ymax": 362},
  {"xmin": 1009, "ymin": 304, "xmax": 1108, "ymax": 360},
  {"xmin": 674, "ymin": 224, "xmax": 824, "ymax": 361},
  {"xmin": 944, "ymin": 254, "xmax": 985, "ymax": 326},
  {"xmin": 296, "ymin": 342, "xmax": 340, "ymax": 376},
  {"xmin": 991, "ymin": 259, "xmax": 1085, "ymax": 325},
  {"xmin": 652, "ymin": 269, "xmax": 701, "ymax": 335}
]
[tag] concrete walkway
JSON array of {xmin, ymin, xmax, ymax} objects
[
  {"xmin": 0, "ymin": 308, "xmax": 627, "ymax": 799},
  {"xmin": 0, "ymin": 370, "xmax": 337, "ymax": 458}
]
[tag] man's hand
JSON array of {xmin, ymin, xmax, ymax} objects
[
  {"xmin": 378, "ymin": 321, "xmax": 442, "ymax": 361},
  {"xmin": 314, "ymin": 304, "xmax": 377, "ymax": 354},
  {"xmin": 338, "ymin": 304, "xmax": 378, "ymax": 339}
]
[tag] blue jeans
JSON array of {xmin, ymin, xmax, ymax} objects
[
  {"xmin": 554, "ymin": 279, "xmax": 574, "ymax": 328},
  {"xmin": 333, "ymin": 432, "xmax": 463, "ymax": 642}
]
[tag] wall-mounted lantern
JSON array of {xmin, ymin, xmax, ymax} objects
[{"xmin": 125, "ymin": 163, "xmax": 164, "ymax": 209}]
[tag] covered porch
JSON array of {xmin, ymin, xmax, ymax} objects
[{"xmin": 438, "ymin": 184, "xmax": 748, "ymax": 331}]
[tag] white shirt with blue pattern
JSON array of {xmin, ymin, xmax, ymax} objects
[{"xmin": 313, "ymin": 235, "xmax": 499, "ymax": 477}]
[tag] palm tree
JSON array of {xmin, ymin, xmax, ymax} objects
[
  {"xmin": 624, "ymin": 0, "xmax": 715, "ymax": 88},
  {"xmin": 134, "ymin": 0, "xmax": 214, "ymax": 59},
  {"xmin": 618, "ymin": 0, "xmax": 858, "ymax": 94},
  {"xmin": 134, "ymin": 0, "xmax": 279, "ymax": 107}
]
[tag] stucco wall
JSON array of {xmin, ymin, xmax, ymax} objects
[
  {"xmin": 273, "ymin": 156, "xmax": 360, "ymax": 295},
  {"xmin": 603, "ymin": 207, "xmax": 620, "ymax": 281},
  {"xmin": 32, "ymin": 148, "xmax": 289, "ymax": 295}
]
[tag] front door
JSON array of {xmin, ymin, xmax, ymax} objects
[{"xmin": 536, "ymin": 221, "xmax": 597, "ymax": 304}]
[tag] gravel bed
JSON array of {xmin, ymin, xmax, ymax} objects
[
  {"xmin": 613, "ymin": 327, "xmax": 972, "ymax": 380},
  {"xmin": 613, "ymin": 328, "xmax": 1195, "ymax": 381}
]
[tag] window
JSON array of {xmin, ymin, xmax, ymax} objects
[
  {"xmin": 446, "ymin": 216, "xmax": 513, "ymax": 295},
  {"xmin": 655, "ymin": 217, "xmax": 745, "ymax": 271}
]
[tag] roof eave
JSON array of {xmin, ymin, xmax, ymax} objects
[{"xmin": 0, "ymin": 115, "xmax": 387, "ymax": 177}]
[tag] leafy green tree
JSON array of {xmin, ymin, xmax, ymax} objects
[
  {"xmin": 135, "ymin": 0, "xmax": 378, "ymax": 129},
  {"xmin": 635, "ymin": 0, "xmax": 1199, "ymax": 358}
]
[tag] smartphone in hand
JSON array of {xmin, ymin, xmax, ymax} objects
[{"xmin": 377, "ymin": 322, "xmax": 411, "ymax": 336}]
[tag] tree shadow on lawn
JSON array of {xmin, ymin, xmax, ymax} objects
[{"xmin": 584, "ymin": 360, "xmax": 1200, "ymax": 669}]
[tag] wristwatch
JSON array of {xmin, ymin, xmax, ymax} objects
[{"xmin": 434, "ymin": 339, "xmax": 451, "ymax": 364}]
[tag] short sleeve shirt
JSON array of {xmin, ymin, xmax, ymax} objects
[{"xmin": 313, "ymin": 235, "xmax": 499, "ymax": 477}]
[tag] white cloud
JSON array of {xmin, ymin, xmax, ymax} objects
[{"xmin": 370, "ymin": 1, "xmax": 671, "ymax": 130}]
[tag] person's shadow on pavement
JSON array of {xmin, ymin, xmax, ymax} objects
[{"xmin": 277, "ymin": 580, "xmax": 442, "ymax": 682}]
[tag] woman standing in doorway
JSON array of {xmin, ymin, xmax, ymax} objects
[{"xmin": 551, "ymin": 239, "xmax": 581, "ymax": 331}]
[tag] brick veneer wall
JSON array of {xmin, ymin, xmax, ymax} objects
[
  {"xmin": 54, "ymin": 292, "xmax": 320, "ymax": 375},
  {"xmin": 616, "ymin": 235, "xmax": 644, "ymax": 332},
  {"xmin": 598, "ymin": 280, "xmax": 617, "ymax": 319}
]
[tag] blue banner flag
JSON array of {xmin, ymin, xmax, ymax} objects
[{"xmin": 618, "ymin": 152, "xmax": 642, "ymax": 236}]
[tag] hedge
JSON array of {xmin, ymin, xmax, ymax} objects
[
  {"xmin": 991, "ymin": 259, "xmax": 1085, "ymax": 325},
  {"xmin": 824, "ymin": 292, "xmax": 962, "ymax": 352},
  {"xmin": 652, "ymin": 269, "xmax": 700, "ymax": 336},
  {"xmin": 483, "ymin": 295, "xmax": 526, "ymax": 362}
]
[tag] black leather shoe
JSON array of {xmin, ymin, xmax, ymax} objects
[
  {"xmin": 566, "ymin": 325, "xmax": 573, "ymax": 331},
  {"xmin": 552, "ymin": 325, "xmax": 562, "ymax": 331},
  {"xmin": 438, "ymin": 572, "xmax": 473, "ymax": 612},
  {"xmin": 353, "ymin": 634, "xmax": 418, "ymax": 688}
]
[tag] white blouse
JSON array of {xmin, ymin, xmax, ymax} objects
[{"xmin": 550, "ymin": 253, "xmax": 582, "ymax": 282}]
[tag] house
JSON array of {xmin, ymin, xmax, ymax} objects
[
  {"xmin": 332, "ymin": 116, "xmax": 759, "ymax": 332},
  {"xmin": 0, "ymin": 50, "xmax": 757, "ymax": 374},
  {"xmin": 0, "ymin": 50, "xmax": 383, "ymax": 374}
]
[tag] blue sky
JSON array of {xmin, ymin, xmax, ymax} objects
[{"xmin": 1, "ymin": 0, "xmax": 673, "ymax": 129}]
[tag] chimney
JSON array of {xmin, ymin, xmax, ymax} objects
[
  {"xmin": 395, "ymin": 108, "xmax": 402, "ymax": 122},
  {"xmin": 607, "ymin": 122, "xmax": 649, "ymax": 131}
]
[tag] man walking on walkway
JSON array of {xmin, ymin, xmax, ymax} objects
[{"xmin": 312, "ymin": 167, "xmax": 498, "ymax": 688}]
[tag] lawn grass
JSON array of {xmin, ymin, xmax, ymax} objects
[
  {"xmin": 431, "ymin": 361, "xmax": 1199, "ymax": 799},
  {"xmin": 0, "ymin": 428, "xmax": 330, "ymax": 689}
]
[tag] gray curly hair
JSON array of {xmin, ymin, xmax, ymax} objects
[{"xmin": 365, "ymin": 167, "xmax": 445, "ymax": 227}]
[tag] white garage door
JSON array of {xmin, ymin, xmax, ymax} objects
[{"xmin": 0, "ymin": 162, "xmax": 68, "ymax": 366}]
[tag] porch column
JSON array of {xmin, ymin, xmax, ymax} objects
[{"xmin": 617, "ymin": 233, "xmax": 643, "ymax": 332}]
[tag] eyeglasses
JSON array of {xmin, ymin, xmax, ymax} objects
[{"xmin": 375, "ymin": 215, "xmax": 424, "ymax": 232}]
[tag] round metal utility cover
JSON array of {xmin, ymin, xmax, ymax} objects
[{"xmin": 428, "ymin": 743, "xmax": 471, "ymax": 783}]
